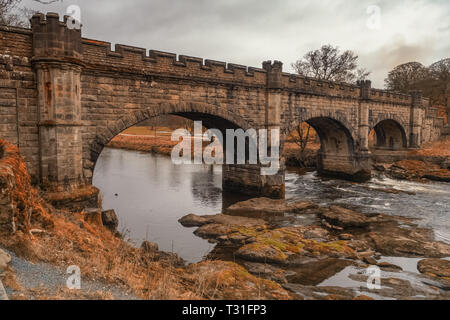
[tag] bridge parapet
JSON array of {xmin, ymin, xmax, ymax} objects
[
  {"xmin": 282, "ymin": 73, "xmax": 360, "ymax": 99},
  {"xmin": 369, "ymin": 89, "xmax": 412, "ymax": 105},
  {"xmin": 81, "ymin": 38, "xmax": 268, "ymax": 86}
]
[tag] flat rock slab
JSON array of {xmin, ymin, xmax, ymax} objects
[
  {"xmin": 320, "ymin": 206, "xmax": 371, "ymax": 229},
  {"xmin": 368, "ymin": 228, "xmax": 450, "ymax": 258},
  {"xmin": 418, "ymin": 259, "xmax": 450, "ymax": 279},
  {"xmin": 179, "ymin": 213, "xmax": 266, "ymax": 228},
  {"xmin": 225, "ymin": 198, "xmax": 318, "ymax": 215}
]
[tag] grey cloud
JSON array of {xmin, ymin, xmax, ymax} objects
[{"xmin": 22, "ymin": 0, "xmax": 450, "ymax": 88}]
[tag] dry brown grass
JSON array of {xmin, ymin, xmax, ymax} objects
[
  {"xmin": 108, "ymin": 134, "xmax": 176, "ymax": 156},
  {"xmin": 408, "ymin": 136, "xmax": 450, "ymax": 157},
  {"xmin": 0, "ymin": 139, "xmax": 292, "ymax": 300},
  {"xmin": 122, "ymin": 126, "xmax": 173, "ymax": 136}
]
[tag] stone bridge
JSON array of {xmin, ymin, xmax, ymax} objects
[{"xmin": 0, "ymin": 13, "xmax": 445, "ymax": 199}]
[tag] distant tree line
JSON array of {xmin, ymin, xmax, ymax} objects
[{"xmin": 385, "ymin": 59, "xmax": 450, "ymax": 106}]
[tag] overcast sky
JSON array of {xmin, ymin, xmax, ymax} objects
[{"xmin": 23, "ymin": 0, "xmax": 450, "ymax": 88}]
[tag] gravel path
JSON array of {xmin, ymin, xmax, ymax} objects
[{"xmin": 1, "ymin": 247, "xmax": 139, "ymax": 300}]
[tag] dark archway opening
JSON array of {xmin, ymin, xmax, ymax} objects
[
  {"xmin": 369, "ymin": 120, "xmax": 407, "ymax": 151},
  {"xmin": 285, "ymin": 117, "xmax": 356, "ymax": 169}
]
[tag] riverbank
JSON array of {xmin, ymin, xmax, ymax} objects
[
  {"xmin": 1, "ymin": 139, "xmax": 449, "ymax": 300},
  {"xmin": 0, "ymin": 139, "xmax": 291, "ymax": 300},
  {"xmin": 372, "ymin": 136, "xmax": 450, "ymax": 182}
]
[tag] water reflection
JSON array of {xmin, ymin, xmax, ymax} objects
[
  {"xmin": 93, "ymin": 148, "xmax": 450, "ymax": 264},
  {"xmin": 93, "ymin": 148, "xmax": 222, "ymax": 263}
]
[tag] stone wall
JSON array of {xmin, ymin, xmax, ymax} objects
[{"xmin": 0, "ymin": 26, "xmax": 39, "ymax": 181}]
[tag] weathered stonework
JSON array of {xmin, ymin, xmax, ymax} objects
[{"xmin": 0, "ymin": 13, "xmax": 445, "ymax": 198}]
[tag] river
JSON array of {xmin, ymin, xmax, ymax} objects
[{"xmin": 93, "ymin": 147, "xmax": 450, "ymax": 264}]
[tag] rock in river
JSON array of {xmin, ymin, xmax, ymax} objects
[
  {"xmin": 225, "ymin": 197, "xmax": 318, "ymax": 216},
  {"xmin": 319, "ymin": 206, "xmax": 371, "ymax": 229},
  {"xmin": 417, "ymin": 259, "xmax": 450, "ymax": 279}
]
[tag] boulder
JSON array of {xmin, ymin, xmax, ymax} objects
[
  {"xmin": 368, "ymin": 228, "xmax": 450, "ymax": 258},
  {"xmin": 0, "ymin": 248, "xmax": 11, "ymax": 271},
  {"xmin": 417, "ymin": 259, "xmax": 450, "ymax": 279},
  {"xmin": 235, "ymin": 243, "xmax": 288, "ymax": 264},
  {"xmin": 178, "ymin": 214, "xmax": 211, "ymax": 227},
  {"xmin": 377, "ymin": 262, "xmax": 403, "ymax": 272},
  {"xmin": 102, "ymin": 209, "xmax": 119, "ymax": 232},
  {"xmin": 194, "ymin": 224, "xmax": 234, "ymax": 240},
  {"xmin": 141, "ymin": 241, "xmax": 159, "ymax": 253},
  {"xmin": 363, "ymin": 256, "xmax": 377, "ymax": 265},
  {"xmin": 320, "ymin": 206, "xmax": 371, "ymax": 229},
  {"xmin": 83, "ymin": 208, "xmax": 103, "ymax": 227}
]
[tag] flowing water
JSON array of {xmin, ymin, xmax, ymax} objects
[{"xmin": 94, "ymin": 148, "xmax": 450, "ymax": 264}]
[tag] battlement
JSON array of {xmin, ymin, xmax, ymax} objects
[
  {"xmin": 280, "ymin": 73, "xmax": 360, "ymax": 99},
  {"xmin": 30, "ymin": 13, "xmax": 82, "ymax": 61},
  {"xmin": 81, "ymin": 37, "xmax": 268, "ymax": 86},
  {"xmin": 370, "ymin": 89, "xmax": 412, "ymax": 104}
]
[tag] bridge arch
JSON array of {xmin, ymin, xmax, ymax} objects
[
  {"xmin": 86, "ymin": 101, "xmax": 254, "ymax": 168},
  {"xmin": 285, "ymin": 116, "xmax": 357, "ymax": 158},
  {"xmin": 285, "ymin": 116, "xmax": 371, "ymax": 181},
  {"xmin": 370, "ymin": 119, "xmax": 408, "ymax": 150}
]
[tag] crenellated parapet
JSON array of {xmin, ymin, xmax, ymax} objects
[
  {"xmin": 30, "ymin": 12, "xmax": 82, "ymax": 65},
  {"xmin": 81, "ymin": 38, "xmax": 268, "ymax": 86}
]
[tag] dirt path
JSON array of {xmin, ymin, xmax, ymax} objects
[{"xmin": 1, "ymin": 247, "xmax": 139, "ymax": 300}]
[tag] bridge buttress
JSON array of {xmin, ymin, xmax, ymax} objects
[
  {"xmin": 31, "ymin": 13, "xmax": 85, "ymax": 191},
  {"xmin": 409, "ymin": 91, "xmax": 424, "ymax": 148},
  {"xmin": 222, "ymin": 61, "xmax": 286, "ymax": 199}
]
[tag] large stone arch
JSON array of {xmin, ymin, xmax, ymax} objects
[
  {"xmin": 86, "ymin": 101, "xmax": 254, "ymax": 168},
  {"xmin": 369, "ymin": 119, "xmax": 408, "ymax": 150}
]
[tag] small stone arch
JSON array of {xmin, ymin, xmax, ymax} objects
[
  {"xmin": 284, "ymin": 115, "xmax": 357, "ymax": 156},
  {"xmin": 284, "ymin": 116, "xmax": 371, "ymax": 181},
  {"xmin": 370, "ymin": 119, "xmax": 408, "ymax": 150}
]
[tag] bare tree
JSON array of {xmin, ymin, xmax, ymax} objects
[
  {"xmin": 427, "ymin": 58, "xmax": 450, "ymax": 106},
  {"xmin": 0, "ymin": 0, "xmax": 25, "ymax": 26},
  {"xmin": 291, "ymin": 44, "xmax": 370, "ymax": 84},
  {"xmin": 292, "ymin": 123, "xmax": 311, "ymax": 154},
  {"xmin": 0, "ymin": 0, "xmax": 60, "ymax": 27},
  {"xmin": 384, "ymin": 62, "xmax": 428, "ymax": 92}
]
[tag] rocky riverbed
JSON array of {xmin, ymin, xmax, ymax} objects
[{"xmin": 180, "ymin": 197, "xmax": 450, "ymax": 300}]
